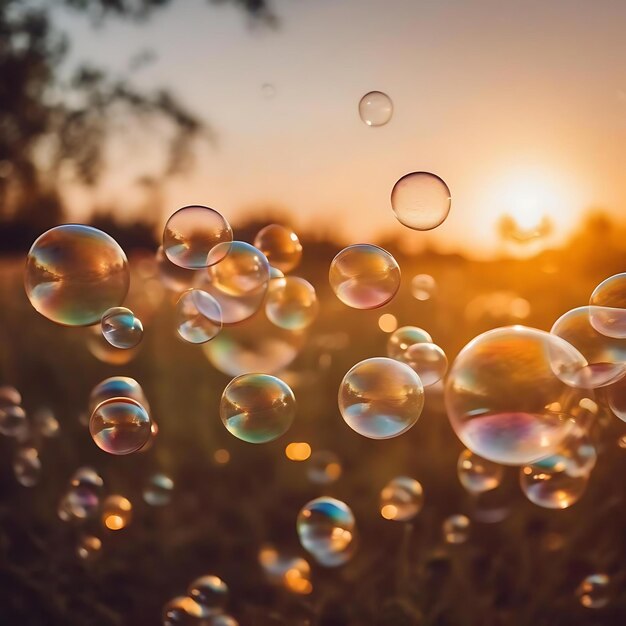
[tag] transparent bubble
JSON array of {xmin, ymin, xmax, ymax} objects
[
  {"xmin": 176, "ymin": 289, "xmax": 222, "ymax": 344},
  {"xmin": 388, "ymin": 331, "xmax": 447, "ymax": 386},
  {"xmin": 445, "ymin": 326, "xmax": 589, "ymax": 465},
  {"xmin": 358, "ymin": 91, "xmax": 393, "ymax": 127},
  {"xmin": 24, "ymin": 224, "xmax": 130, "ymax": 326},
  {"xmin": 196, "ymin": 241, "xmax": 270, "ymax": 325},
  {"xmin": 13, "ymin": 447, "xmax": 41, "ymax": 487},
  {"xmin": 163, "ymin": 205, "xmax": 232, "ymax": 269},
  {"xmin": 532, "ymin": 423, "xmax": 597, "ymax": 478},
  {"xmin": 265, "ymin": 276, "xmax": 318, "ymax": 330},
  {"xmin": 187, "ymin": 575, "xmax": 228, "ymax": 612},
  {"xmin": 306, "ymin": 450, "xmax": 342, "ymax": 485},
  {"xmin": 90, "ymin": 397, "xmax": 152, "ymax": 455},
  {"xmin": 388, "ymin": 326, "xmax": 432, "ymax": 358},
  {"xmin": 411, "ymin": 274, "xmax": 437, "ymax": 301},
  {"xmin": 576, "ymin": 574, "xmax": 610, "ymax": 609},
  {"xmin": 259, "ymin": 544, "xmax": 312, "ymax": 595},
  {"xmin": 101, "ymin": 306, "xmax": 143, "ymax": 349},
  {"xmin": 254, "ymin": 224, "xmax": 302, "ymax": 272},
  {"xmin": 379, "ymin": 477, "xmax": 424, "ymax": 521},
  {"xmin": 102, "ymin": 495, "xmax": 132, "ymax": 530},
  {"xmin": 89, "ymin": 376, "xmax": 147, "ymax": 414},
  {"xmin": 457, "ymin": 449, "xmax": 504, "ymax": 494},
  {"xmin": 520, "ymin": 461, "xmax": 588, "ymax": 509},
  {"xmin": 339, "ymin": 357, "xmax": 424, "ymax": 439},
  {"xmin": 143, "ymin": 473, "xmax": 174, "ymax": 506},
  {"xmin": 58, "ymin": 467, "xmax": 103, "ymax": 522},
  {"xmin": 310, "ymin": 539, "xmax": 357, "ymax": 567},
  {"xmin": 162, "ymin": 596, "xmax": 209, "ymax": 626},
  {"xmin": 32, "ymin": 407, "xmax": 59, "ymax": 437},
  {"xmin": 85, "ymin": 325, "xmax": 141, "ymax": 365},
  {"xmin": 329, "ymin": 244, "xmax": 400, "ymax": 309},
  {"xmin": 77, "ymin": 535, "xmax": 102, "ymax": 560},
  {"xmin": 443, "ymin": 514, "xmax": 470, "ymax": 544},
  {"xmin": 0, "ymin": 404, "xmax": 27, "ymax": 437},
  {"xmin": 589, "ymin": 273, "xmax": 626, "ymax": 338},
  {"xmin": 551, "ymin": 307, "xmax": 626, "ymax": 388},
  {"xmin": 607, "ymin": 374, "xmax": 626, "ymax": 422},
  {"xmin": 220, "ymin": 374, "xmax": 295, "ymax": 443},
  {"xmin": 391, "ymin": 172, "xmax": 451, "ymax": 231}
]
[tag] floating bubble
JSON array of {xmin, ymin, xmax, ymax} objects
[
  {"xmin": 24, "ymin": 224, "xmax": 130, "ymax": 326},
  {"xmin": 379, "ymin": 477, "xmax": 424, "ymax": 521},
  {"xmin": 101, "ymin": 306, "xmax": 143, "ymax": 349},
  {"xmin": 391, "ymin": 172, "xmax": 451, "ymax": 231},
  {"xmin": 607, "ymin": 375, "xmax": 626, "ymax": 422},
  {"xmin": 259, "ymin": 544, "xmax": 312, "ymax": 595},
  {"xmin": 445, "ymin": 326, "xmax": 589, "ymax": 465},
  {"xmin": 457, "ymin": 449, "xmax": 504, "ymax": 494},
  {"xmin": 339, "ymin": 357, "xmax": 424, "ymax": 439},
  {"xmin": 306, "ymin": 450, "xmax": 342, "ymax": 485},
  {"xmin": 551, "ymin": 307, "xmax": 626, "ymax": 388},
  {"xmin": 589, "ymin": 273, "xmax": 626, "ymax": 338},
  {"xmin": 532, "ymin": 424, "xmax": 597, "ymax": 478},
  {"xmin": 254, "ymin": 224, "xmax": 302, "ymax": 272},
  {"xmin": 155, "ymin": 245, "xmax": 198, "ymax": 292},
  {"xmin": 90, "ymin": 397, "xmax": 151, "ymax": 455},
  {"xmin": 143, "ymin": 473, "xmax": 174, "ymax": 506},
  {"xmin": 77, "ymin": 535, "xmax": 102, "ymax": 560},
  {"xmin": 58, "ymin": 467, "xmax": 103, "ymax": 521},
  {"xmin": 520, "ymin": 461, "xmax": 588, "ymax": 509},
  {"xmin": 443, "ymin": 514, "xmax": 470, "ymax": 544},
  {"xmin": 32, "ymin": 407, "xmax": 59, "ymax": 437},
  {"xmin": 310, "ymin": 539, "xmax": 357, "ymax": 567},
  {"xmin": 220, "ymin": 374, "xmax": 295, "ymax": 443},
  {"xmin": 102, "ymin": 495, "xmax": 132, "ymax": 530},
  {"xmin": 388, "ymin": 326, "xmax": 432, "ymax": 359},
  {"xmin": 187, "ymin": 575, "xmax": 228, "ymax": 612},
  {"xmin": 329, "ymin": 244, "xmax": 400, "ymax": 309},
  {"xmin": 358, "ymin": 91, "xmax": 393, "ymax": 127},
  {"xmin": 576, "ymin": 574, "xmax": 610, "ymax": 609},
  {"xmin": 162, "ymin": 596, "xmax": 209, "ymax": 626},
  {"xmin": 265, "ymin": 276, "xmax": 318, "ymax": 330},
  {"xmin": 176, "ymin": 289, "xmax": 222, "ymax": 344},
  {"xmin": 402, "ymin": 342, "xmax": 448, "ymax": 386},
  {"xmin": 85, "ymin": 324, "xmax": 141, "ymax": 365},
  {"xmin": 163, "ymin": 205, "xmax": 232, "ymax": 269},
  {"xmin": 0, "ymin": 404, "xmax": 27, "ymax": 437},
  {"xmin": 13, "ymin": 447, "xmax": 41, "ymax": 487},
  {"xmin": 89, "ymin": 376, "xmax": 147, "ymax": 414},
  {"xmin": 411, "ymin": 274, "xmax": 437, "ymax": 301}
]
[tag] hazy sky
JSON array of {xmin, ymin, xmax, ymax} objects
[{"xmin": 57, "ymin": 0, "xmax": 626, "ymax": 257}]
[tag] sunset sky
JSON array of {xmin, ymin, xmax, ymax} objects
[{"xmin": 57, "ymin": 0, "xmax": 626, "ymax": 258}]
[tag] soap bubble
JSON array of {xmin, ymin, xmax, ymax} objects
[
  {"xmin": 532, "ymin": 423, "xmax": 597, "ymax": 478},
  {"xmin": 220, "ymin": 374, "xmax": 295, "ymax": 443},
  {"xmin": 395, "ymin": 340, "xmax": 448, "ymax": 386},
  {"xmin": 162, "ymin": 596, "xmax": 209, "ymax": 626},
  {"xmin": 551, "ymin": 307, "xmax": 626, "ymax": 388},
  {"xmin": 589, "ymin": 273, "xmax": 626, "ymax": 338},
  {"xmin": 187, "ymin": 575, "xmax": 228, "ymax": 612},
  {"xmin": 163, "ymin": 205, "xmax": 232, "ymax": 269},
  {"xmin": 411, "ymin": 274, "xmax": 437, "ymax": 301},
  {"xmin": 607, "ymin": 375, "xmax": 626, "ymax": 422},
  {"xmin": 155, "ymin": 245, "xmax": 197, "ymax": 292},
  {"xmin": 254, "ymin": 224, "xmax": 302, "ymax": 272},
  {"xmin": 13, "ymin": 447, "xmax": 41, "ymax": 487},
  {"xmin": 358, "ymin": 91, "xmax": 393, "ymax": 127},
  {"xmin": 89, "ymin": 376, "xmax": 147, "ymax": 413},
  {"xmin": 443, "ymin": 514, "xmax": 470, "ymax": 544},
  {"xmin": 102, "ymin": 495, "xmax": 132, "ymax": 530},
  {"xmin": 90, "ymin": 397, "xmax": 151, "ymax": 455},
  {"xmin": 306, "ymin": 450, "xmax": 342, "ymax": 485},
  {"xmin": 388, "ymin": 326, "xmax": 432, "ymax": 359},
  {"xmin": 520, "ymin": 460, "xmax": 588, "ymax": 509},
  {"xmin": 143, "ymin": 473, "xmax": 174, "ymax": 506},
  {"xmin": 0, "ymin": 404, "xmax": 27, "ymax": 437},
  {"xmin": 329, "ymin": 244, "xmax": 400, "ymax": 309},
  {"xmin": 32, "ymin": 407, "xmax": 59, "ymax": 437},
  {"xmin": 445, "ymin": 326, "xmax": 590, "ymax": 465},
  {"xmin": 58, "ymin": 467, "xmax": 103, "ymax": 521},
  {"xmin": 576, "ymin": 574, "xmax": 610, "ymax": 608},
  {"xmin": 24, "ymin": 224, "xmax": 130, "ymax": 326},
  {"xmin": 176, "ymin": 289, "xmax": 222, "ymax": 344},
  {"xmin": 77, "ymin": 535, "xmax": 102, "ymax": 560},
  {"xmin": 101, "ymin": 306, "xmax": 143, "ymax": 349},
  {"xmin": 269, "ymin": 266, "xmax": 285, "ymax": 280},
  {"xmin": 85, "ymin": 325, "xmax": 141, "ymax": 365},
  {"xmin": 265, "ymin": 276, "xmax": 319, "ymax": 330},
  {"xmin": 339, "ymin": 357, "xmax": 424, "ymax": 439},
  {"xmin": 379, "ymin": 476, "xmax": 424, "ymax": 521},
  {"xmin": 391, "ymin": 172, "xmax": 451, "ymax": 231},
  {"xmin": 457, "ymin": 449, "xmax": 504, "ymax": 494},
  {"xmin": 259, "ymin": 544, "xmax": 312, "ymax": 594}
]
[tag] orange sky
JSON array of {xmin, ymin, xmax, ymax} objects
[{"xmin": 57, "ymin": 0, "xmax": 626, "ymax": 258}]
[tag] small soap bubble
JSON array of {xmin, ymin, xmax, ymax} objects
[
  {"xmin": 0, "ymin": 404, "xmax": 27, "ymax": 437},
  {"xmin": 358, "ymin": 91, "xmax": 393, "ymax": 127},
  {"xmin": 58, "ymin": 467, "xmax": 103, "ymax": 521},
  {"xmin": 85, "ymin": 325, "xmax": 141, "ymax": 365},
  {"xmin": 220, "ymin": 374, "xmax": 295, "ymax": 443},
  {"xmin": 306, "ymin": 450, "xmax": 342, "ymax": 484},
  {"xmin": 411, "ymin": 274, "xmax": 437, "ymax": 301},
  {"xmin": 265, "ymin": 276, "xmax": 318, "ymax": 330},
  {"xmin": 162, "ymin": 596, "xmax": 209, "ymax": 626},
  {"xmin": 101, "ymin": 306, "xmax": 143, "ymax": 349},
  {"xmin": 90, "ymin": 397, "xmax": 152, "ymax": 455},
  {"xmin": 77, "ymin": 535, "xmax": 102, "ymax": 560},
  {"xmin": 457, "ymin": 449, "xmax": 504, "ymax": 494},
  {"xmin": 89, "ymin": 376, "xmax": 147, "ymax": 414},
  {"xmin": 379, "ymin": 477, "xmax": 424, "ymax": 521},
  {"xmin": 589, "ymin": 273, "xmax": 626, "ymax": 338},
  {"xmin": 24, "ymin": 224, "xmax": 130, "ymax": 326},
  {"xmin": 259, "ymin": 544, "xmax": 312, "ymax": 594},
  {"xmin": 329, "ymin": 244, "xmax": 400, "ymax": 309},
  {"xmin": 176, "ymin": 289, "xmax": 222, "ymax": 344},
  {"xmin": 102, "ymin": 495, "xmax": 132, "ymax": 530},
  {"xmin": 187, "ymin": 575, "xmax": 228, "ymax": 612},
  {"xmin": 254, "ymin": 224, "xmax": 302, "ymax": 272},
  {"xmin": 143, "ymin": 473, "xmax": 174, "ymax": 506},
  {"xmin": 403, "ymin": 342, "xmax": 448, "ymax": 386},
  {"xmin": 13, "ymin": 447, "xmax": 41, "ymax": 487},
  {"xmin": 391, "ymin": 172, "xmax": 451, "ymax": 231},
  {"xmin": 339, "ymin": 357, "xmax": 424, "ymax": 439},
  {"xmin": 388, "ymin": 326, "xmax": 432, "ymax": 359},
  {"xmin": 32, "ymin": 407, "xmax": 59, "ymax": 437},
  {"xmin": 520, "ymin": 458, "xmax": 588, "ymax": 509},
  {"xmin": 576, "ymin": 574, "xmax": 610, "ymax": 608},
  {"xmin": 163, "ymin": 205, "xmax": 232, "ymax": 269},
  {"xmin": 443, "ymin": 514, "xmax": 470, "ymax": 544}
]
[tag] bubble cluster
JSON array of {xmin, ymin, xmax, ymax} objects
[
  {"xmin": 358, "ymin": 91, "xmax": 393, "ymax": 127},
  {"xmin": 379, "ymin": 477, "xmax": 424, "ymax": 521},
  {"xmin": 90, "ymin": 397, "xmax": 152, "ymax": 455},
  {"xmin": 176, "ymin": 289, "xmax": 222, "ymax": 344},
  {"xmin": 101, "ymin": 306, "xmax": 143, "ymax": 349},
  {"xmin": 265, "ymin": 276, "xmax": 318, "ymax": 330},
  {"xmin": 457, "ymin": 449, "xmax": 504, "ymax": 494},
  {"xmin": 589, "ymin": 273, "xmax": 626, "ymax": 338},
  {"xmin": 391, "ymin": 172, "xmax": 451, "ymax": 231},
  {"xmin": 253, "ymin": 224, "xmax": 302, "ymax": 272}
]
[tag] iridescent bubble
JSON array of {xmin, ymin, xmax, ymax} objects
[
  {"xmin": 102, "ymin": 495, "xmax": 132, "ymax": 530},
  {"xmin": 77, "ymin": 535, "xmax": 102, "ymax": 560},
  {"xmin": 58, "ymin": 467, "xmax": 103, "ymax": 521},
  {"xmin": 520, "ymin": 461, "xmax": 588, "ymax": 509},
  {"xmin": 254, "ymin": 224, "xmax": 302, "ymax": 272},
  {"xmin": 306, "ymin": 450, "xmax": 342, "ymax": 485},
  {"xmin": 457, "ymin": 449, "xmax": 504, "ymax": 494},
  {"xmin": 532, "ymin": 423, "xmax": 597, "ymax": 478},
  {"xmin": 329, "ymin": 244, "xmax": 400, "ymax": 309},
  {"xmin": 387, "ymin": 326, "xmax": 432, "ymax": 359},
  {"xmin": 310, "ymin": 539, "xmax": 357, "ymax": 567},
  {"xmin": 0, "ymin": 404, "xmax": 27, "ymax": 437},
  {"xmin": 358, "ymin": 91, "xmax": 393, "ymax": 127},
  {"xmin": 576, "ymin": 574, "xmax": 611, "ymax": 609},
  {"xmin": 589, "ymin": 273, "xmax": 626, "ymax": 338},
  {"xmin": 176, "ymin": 289, "xmax": 222, "ymax": 344},
  {"xmin": 411, "ymin": 274, "xmax": 437, "ymax": 301},
  {"xmin": 162, "ymin": 596, "xmax": 209, "ymax": 626},
  {"xmin": 101, "ymin": 306, "xmax": 143, "ymax": 349},
  {"xmin": 90, "ymin": 397, "xmax": 151, "ymax": 455},
  {"xmin": 85, "ymin": 325, "xmax": 141, "ymax": 365},
  {"xmin": 187, "ymin": 575, "xmax": 228, "ymax": 612},
  {"xmin": 220, "ymin": 374, "xmax": 295, "ymax": 443},
  {"xmin": 259, "ymin": 544, "xmax": 312, "ymax": 595},
  {"xmin": 379, "ymin": 477, "xmax": 424, "ymax": 521},
  {"xmin": 24, "ymin": 224, "xmax": 130, "ymax": 326},
  {"xmin": 402, "ymin": 342, "xmax": 448, "ymax": 386},
  {"xmin": 445, "ymin": 326, "xmax": 589, "ymax": 465},
  {"xmin": 163, "ymin": 205, "xmax": 232, "ymax": 269},
  {"xmin": 551, "ymin": 307, "xmax": 626, "ymax": 388},
  {"xmin": 391, "ymin": 172, "xmax": 451, "ymax": 231},
  {"xmin": 13, "ymin": 447, "xmax": 41, "ymax": 487},
  {"xmin": 607, "ymin": 374, "xmax": 626, "ymax": 422},
  {"xmin": 143, "ymin": 473, "xmax": 174, "ymax": 506},
  {"xmin": 265, "ymin": 276, "xmax": 319, "ymax": 330},
  {"xmin": 139, "ymin": 420, "xmax": 159, "ymax": 453},
  {"xmin": 32, "ymin": 407, "xmax": 59, "ymax": 437},
  {"xmin": 443, "ymin": 514, "xmax": 470, "ymax": 544},
  {"xmin": 339, "ymin": 357, "xmax": 424, "ymax": 439},
  {"xmin": 89, "ymin": 376, "xmax": 147, "ymax": 414}
]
